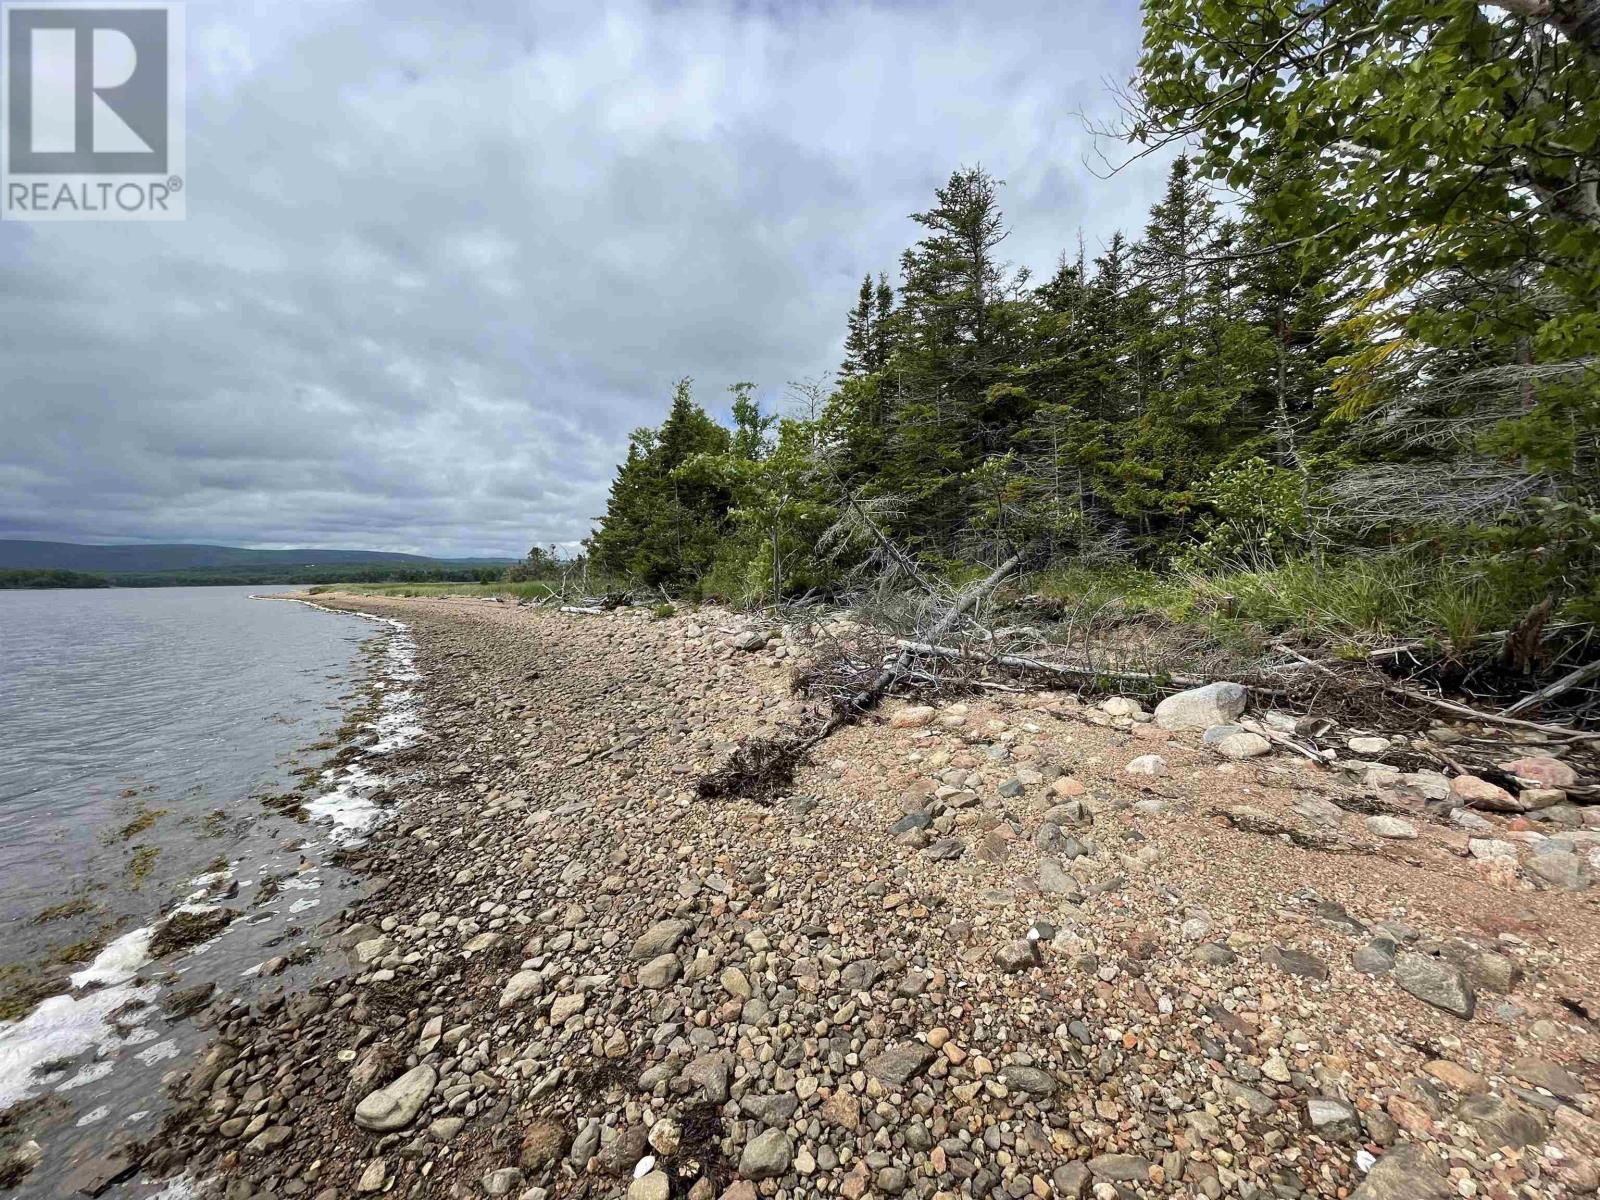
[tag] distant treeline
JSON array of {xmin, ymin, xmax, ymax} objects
[
  {"xmin": 0, "ymin": 565, "xmax": 510, "ymax": 590},
  {"xmin": 0, "ymin": 568, "xmax": 114, "ymax": 589}
]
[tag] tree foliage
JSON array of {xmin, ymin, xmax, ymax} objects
[{"xmin": 583, "ymin": 10, "xmax": 1598, "ymax": 636}]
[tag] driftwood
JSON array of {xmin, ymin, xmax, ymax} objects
[
  {"xmin": 890, "ymin": 637, "xmax": 1208, "ymax": 690},
  {"xmin": 848, "ymin": 556, "xmax": 1022, "ymax": 708},
  {"xmin": 1381, "ymin": 679, "xmax": 1600, "ymax": 742},
  {"xmin": 1501, "ymin": 657, "xmax": 1600, "ymax": 717},
  {"xmin": 700, "ymin": 554, "xmax": 1021, "ymax": 802}
]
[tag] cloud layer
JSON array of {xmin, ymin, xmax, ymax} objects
[{"xmin": 0, "ymin": 0, "xmax": 1167, "ymax": 557}]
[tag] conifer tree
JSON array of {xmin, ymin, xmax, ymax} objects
[{"xmin": 840, "ymin": 277, "xmax": 875, "ymax": 378}]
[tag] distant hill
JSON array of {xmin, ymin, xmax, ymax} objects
[{"xmin": 0, "ymin": 540, "xmax": 515, "ymax": 573}]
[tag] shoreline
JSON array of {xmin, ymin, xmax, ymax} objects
[
  {"xmin": 0, "ymin": 596, "xmax": 421, "ymax": 1199},
  {"xmin": 128, "ymin": 592, "xmax": 1600, "ymax": 1200}
]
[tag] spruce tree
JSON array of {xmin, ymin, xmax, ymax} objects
[{"xmin": 840, "ymin": 276, "xmax": 875, "ymax": 378}]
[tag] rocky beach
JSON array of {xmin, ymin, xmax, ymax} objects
[{"xmin": 80, "ymin": 594, "xmax": 1600, "ymax": 1200}]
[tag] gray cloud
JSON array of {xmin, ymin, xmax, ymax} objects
[{"xmin": 0, "ymin": 0, "xmax": 1170, "ymax": 558}]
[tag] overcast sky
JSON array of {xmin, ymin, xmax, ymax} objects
[{"xmin": 0, "ymin": 0, "xmax": 1169, "ymax": 558}]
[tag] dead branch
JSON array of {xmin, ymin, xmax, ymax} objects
[
  {"xmin": 701, "ymin": 553, "xmax": 1023, "ymax": 803},
  {"xmin": 890, "ymin": 638, "xmax": 1209, "ymax": 690},
  {"xmin": 850, "ymin": 555, "xmax": 1022, "ymax": 710},
  {"xmin": 1501, "ymin": 656, "xmax": 1600, "ymax": 716},
  {"xmin": 1381, "ymin": 679, "xmax": 1600, "ymax": 742}
]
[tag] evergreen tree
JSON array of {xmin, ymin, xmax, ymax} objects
[
  {"xmin": 839, "ymin": 276, "xmax": 875, "ymax": 378},
  {"xmin": 888, "ymin": 166, "xmax": 1030, "ymax": 551},
  {"xmin": 587, "ymin": 379, "xmax": 732, "ymax": 586},
  {"xmin": 869, "ymin": 274, "xmax": 895, "ymax": 373}
]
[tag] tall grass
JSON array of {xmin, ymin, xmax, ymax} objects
[{"xmin": 1032, "ymin": 553, "xmax": 1530, "ymax": 653}]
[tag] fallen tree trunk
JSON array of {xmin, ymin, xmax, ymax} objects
[
  {"xmin": 848, "ymin": 555, "xmax": 1022, "ymax": 713},
  {"xmin": 1501, "ymin": 656, "xmax": 1600, "ymax": 717},
  {"xmin": 891, "ymin": 637, "xmax": 1209, "ymax": 690},
  {"xmin": 699, "ymin": 553, "xmax": 1021, "ymax": 801},
  {"xmin": 1381, "ymin": 679, "xmax": 1600, "ymax": 742}
]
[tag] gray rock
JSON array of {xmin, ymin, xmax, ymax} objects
[
  {"xmin": 1154, "ymin": 682, "xmax": 1248, "ymax": 731},
  {"xmin": 1001, "ymin": 1065, "xmax": 1058, "ymax": 1096},
  {"xmin": 1038, "ymin": 858, "xmax": 1082, "ymax": 899},
  {"xmin": 1034, "ymin": 823, "xmax": 1077, "ymax": 855},
  {"xmin": 1192, "ymin": 942, "xmax": 1237, "ymax": 966},
  {"xmin": 741, "ymin": 1092, "xmax": 799, "ymax": 1127},
  {"xmin": 628, "ymin": 1172, "xmax": 670, "ymax": 1200},
  {"xmin": 890, "ymin": 810, "xmax": 931, "ymax": 834},
  {"xmin": 1352, "ymin": 1144, "xmax": 1452, "ymax": 1200},
  {"xmin": 498, "ymin": 969, "xmax": 543, "ymax": 1009},
  {"xmin": 840, "ymin": 958, "xmax": 881, "ymax": 991},
  {"xmin": 1218, "ymin": 1077, "xmax": 1275, "ymax": 1117},
  {"xmin": 1043, "ymin": 800, "xmax": 1092, "ymax": 827},
  {"xmin": 738, "ymin": 1129, "xmax": 792, "ymax": 1180},
  {"xmin": 1395, "ymin": 771, "xmax": 1452, "ymax": 802},
  {"xmin": 1353, "ymin": 937, "xmax": 1398, "ymax": 974},
  {"xmin": 429, "ymin": 1118, "xmax": 465, "ymax": 1144},
  {"xmin": 481, "ymin": 1168, "xmax": 523, "ymax": 1196},
  {"xmin": 994, "ymin": 940, "xmax": 1038, "ymax": 972},
  {"xmin": 1214, "ymin": 731, "xmax": 1272, "ymax": 760},
  {"xmin": 354, "ymin": 1064, "xmax": 437, "ymax": 1133},
  {"xmin": 1509, "ymin": 1056, "xmax": 1585, "ymax": 1100},
  {"xmin": 599, "ymin": 1125, "xmax": 648, "ymax": 1174},
  {"xmin": 1051, "ymin": 1162, "xmax": 1090, "ymax": 1199},
  {"xmin": 1314, "ymin": 900, "xmax": 1366, "ymax": 934},
  {"xmin": 638, "ymin": 953, "xmax": 682, "ymax": 989},
  {"xmin": 1124, "ymin": 754, "xmax": 1167, "ymax": 776},
  {"xmin": 1366, "ymin": 816, "xmax": 1418, "ymax": 840},
  {"xmin": 1527, "ymin": 851, "xmax": 1589, "ymax": 890},
  {"xmin": 1307, "ymin": 1097, "xmax": 1361, "ymax": 1141},
  {"xmin": 684, "ymin": 1050, "xmax": 732, "ymax": 1102},
  {"xmin": 1087, "ymin": 1153, "xmax": 1151, "ymax": 1183},
  {"xmin": 631, "ymin": 918, "xmax": 692, "ymax": 959},
  {"xmin": 732, "ymin": 630, "xmax": 768, "ymax": 651},
  {"xmin": 1267, "ymin": 945, "xmax": 1329, "ymax": 980},
  {"xmin": 566, "ymin": 1121, "xmax": 600, "ymax": 1169},
  {"xmin": 1200, "ymin": 723, "xmax": 1244, "ymax": 744},
  {"xmin": 1292, "ymin": 795, "xmax": 1346, "ymax": 828},
  {"xmin": 865, "ymin": 1042, "xmax": 936, "ymax": 1088},
  {"xmin": 1394, "ymin": 951, "xmax": 1476, "ymax": 1018},
  {"xmin": 924, "ymin": 837, "xmax": 966, "ymax": 861},
  {"xmin": 1455, "ymin": 1093, "xmax": 1547, "ymax": 1149}
]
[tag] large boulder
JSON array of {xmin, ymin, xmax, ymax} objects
[
  {"xmin": 1352, "ymin": 1144, "xmax": 1452, "ymax": 1200},
  {"xmin": 1450, "ymin": 775, "xmax": 1522, "ymax": 812},
  {"xmin": 1213, "ymin": 731, "xmax": 1271, "ymax": 760},
  {"xmin": 1154, "ymin": 682, "xmax": 1248, "ymax": 731},
  {"xmin": 354, "ymin": 1065, "xmax": 437, "ymax": 1132},
  {"xmin": 889, "ymin": 704, "xmax": 937, "ymax": 729},
  {"xmin": 738, "ymin": 1129, "xmax": 793, "ymax": 1180},
  {"xmin": 1499, "ymin": 756, "xmax": 1578, "ymax": 789},
  {"xmin": 1394, "ymin": 952, "xmax": 1475, "ymax": 1018}
]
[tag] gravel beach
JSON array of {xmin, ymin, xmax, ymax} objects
[{"xmin": 141, "ymin": 594, "xmax": 1600, "ymax": 1200}]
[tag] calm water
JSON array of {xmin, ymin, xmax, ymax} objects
[{"xmin": 0, "ymin": 586, "xmax": 417, "ymax": 1198}]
